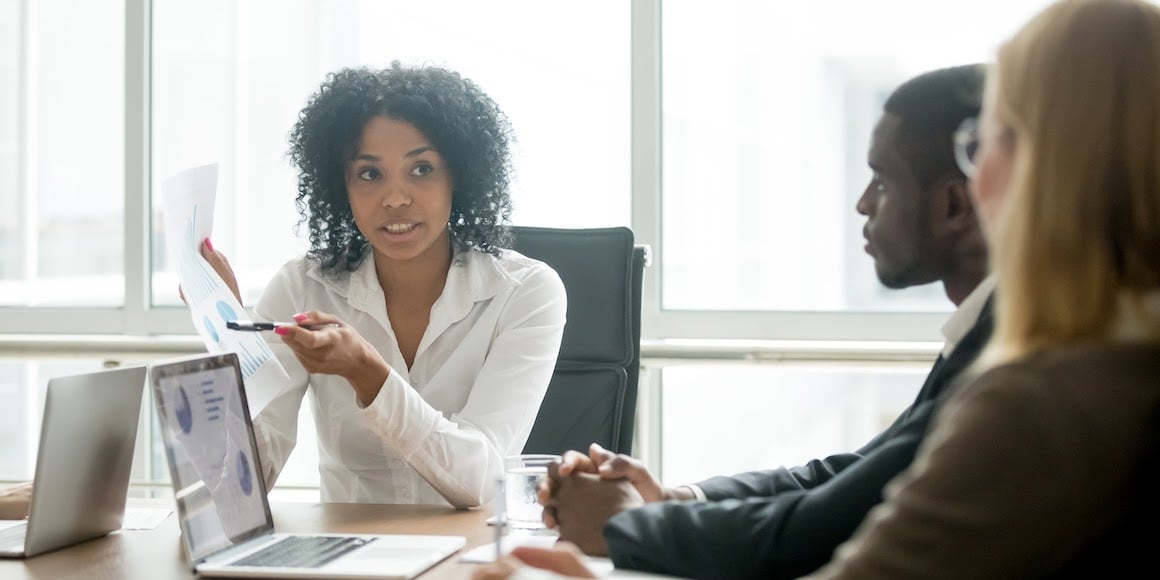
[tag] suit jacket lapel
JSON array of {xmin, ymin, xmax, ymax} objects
[
  {"xmin": 855, "ymin": 295, "xmax": 995, "ymax": 454},
  {"xmin": 923, "ymin": 295, "xmax": 995, "ymax": 402},
  {"xmin": 906, "ymin": 295, "xmax": 996, "ymax": 412}
]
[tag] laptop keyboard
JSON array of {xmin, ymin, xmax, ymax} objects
[
  {"xmin": 232, "ymin": 535, "xmax": 374, "ymax": 568},
  {"xmin": 0, "ymin": 522, "xmax": 27, "ymax": 550}
]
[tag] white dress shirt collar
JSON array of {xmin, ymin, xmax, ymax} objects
[{"xmin": 940, "ymin": 274, "xmax": 997, "ymax": 358}]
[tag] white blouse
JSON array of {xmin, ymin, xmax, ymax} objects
[{"xmin": 250, "ymin": 248, "xmax": 566, "ymax": 508}]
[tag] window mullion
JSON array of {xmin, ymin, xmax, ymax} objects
[
  {"xmin": 20, "ymin": 0, "xmax": 37, "ymax": 305},
  {"xmin": 123, "ymin": 0, "xmax": 151, "ymax": 335},
  {"xmin": 631, "ymin": 0, "xmax": 663, "ymax": 341}
]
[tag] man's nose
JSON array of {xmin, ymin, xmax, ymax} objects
[{"xmin": 855, "ymin": 186, "xmax": 874, "ymax": 216}]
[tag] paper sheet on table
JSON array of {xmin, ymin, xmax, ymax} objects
[
  {"xmin": 159, "ymin": 163, "xmax": 290, "ymax": 413},
  {"xmin": 120, "ymin": 507, "xmax": 173, "ymax": 530}
]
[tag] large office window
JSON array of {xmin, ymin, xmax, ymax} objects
[
  {"xmin": 660, "ymin": 364, "xmax": 927, "ymax": 483},
  {"xmin": 661, "ymin": 0, "xmax": 1045, "ymax": 313},
  {"xmin": 0, "ymin": 1, "xmax": 125, "ymax": 307},
  {"xmin": 150, "ymin": 0, "xmax": 631, "ymax": 307}
]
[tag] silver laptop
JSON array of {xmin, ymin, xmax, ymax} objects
[
  {"xmin": 150, "ymin": 353, "xmax": 465, "ymax": 579},
  {"xmin": 0, "ymin": 365, "xmax": 148, "ymax": 558}
]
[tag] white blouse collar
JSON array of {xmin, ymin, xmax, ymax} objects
[{"xmin": 303, "ymin": 246, "xmax": 519, "ymax": 323}]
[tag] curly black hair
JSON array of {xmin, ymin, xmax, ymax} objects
[{"xmin": 288, "ymin": 62, "xmax": 514, "ymax": 274}]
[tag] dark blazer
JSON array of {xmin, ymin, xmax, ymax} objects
[{"xmin": 603, "ymin": 298, "xmax": 995, "ymax": 579}]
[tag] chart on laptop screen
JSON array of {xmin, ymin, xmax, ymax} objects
[{"xmin": 155, "ymin": 361, "xmax": 267, "ymax": 558}]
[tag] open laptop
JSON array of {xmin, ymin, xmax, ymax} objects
[
  {"xmin": 0, "ymin": 364, "xmax": 148, "ymax": 558},
  {"xmin": 150, "ymin": 353, "xmax": 465, "ymax": 579}
]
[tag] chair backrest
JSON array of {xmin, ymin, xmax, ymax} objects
[{"xmin": 510, "ymin": 226, "xmax": 646, "ymax": 455}]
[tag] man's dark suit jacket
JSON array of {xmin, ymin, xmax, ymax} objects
[{"xmin": 603, "ymin": 299, "xmax": 995, "ymax": 579}]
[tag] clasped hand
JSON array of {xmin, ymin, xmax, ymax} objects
[{"xmin": 536, "ymin": 443, "xmax": 677, "ymax": 556}]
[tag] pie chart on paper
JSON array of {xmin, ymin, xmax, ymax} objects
[
  {"xmin": 203, "ymin": 315, "xmax": 220, "ymax": 344},
  {"xmin": 216, "ymin": 301, "xmax": 237, "ymax": 322}
]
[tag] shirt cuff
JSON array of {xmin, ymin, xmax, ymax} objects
[{"xmin": 683, "ymin": 484, "xmax": 707, "ymax": 501}]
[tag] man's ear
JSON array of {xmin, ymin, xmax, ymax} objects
[{"xmin": 932, "ymin": 177, "xmax": 976, "ymax": 234}]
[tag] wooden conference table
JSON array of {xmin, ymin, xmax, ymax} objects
[{"xmin": 0, "ymin": 499, "xmax": 498, "ymax": 580}]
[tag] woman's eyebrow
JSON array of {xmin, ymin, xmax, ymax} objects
[{"xmin": 405, "ymin": 145, "xmax": 436, "ymax": 158}]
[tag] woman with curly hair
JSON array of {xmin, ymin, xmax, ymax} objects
[{"xmin": 200, "ymin": 62, "xmax": 566, "ymax": 508}]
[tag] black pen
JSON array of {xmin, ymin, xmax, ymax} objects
[{"xmin": 226, "ymin": 320, "xmax": 339, "ymax": 331}]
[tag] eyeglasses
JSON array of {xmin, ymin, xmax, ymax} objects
[
  {"xmin": 951, "ymin": 117, "xmax": 979, "ymax": 178},
  {"xmin": 953, "ymin": 117, "xmax": 979, "ymax": 178}
]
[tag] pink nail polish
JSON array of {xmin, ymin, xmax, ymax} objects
[
  {"xmin": 274, "ymin": 326, "xmax": 289, "ymax": 336},
  {"xmin": 293, "ymin": 313, "xmax": 308, "ymax": 322},
  {"xmin": 204, "ymin": 237, "xmax": 214, "ymax": 252}
]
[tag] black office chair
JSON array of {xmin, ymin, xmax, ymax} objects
[{"xmin": 510, "ymin": 226, "xmax": 646, "ymax": 456}]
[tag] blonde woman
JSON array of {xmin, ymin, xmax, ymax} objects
[{"xmin": 805, "ymin": 0, "xmax": 1160, "ymax": 577}]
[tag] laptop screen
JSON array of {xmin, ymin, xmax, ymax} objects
[{"xmin": 151, "ymin": 353, "xmax": 274, "ymax": 563}]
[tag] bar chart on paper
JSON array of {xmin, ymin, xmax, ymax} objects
[
  {"xmin": 235, "ymin": 341, "xmax": 271, "ymax": 378},
  {"xmin": 178, "ymin": 203, "xmax": 218, "ymax": 306}
]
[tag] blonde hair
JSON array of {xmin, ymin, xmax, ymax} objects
[{"xmin": 985, "ymin": 0, "xmax": 1160, "ymax": 364}]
